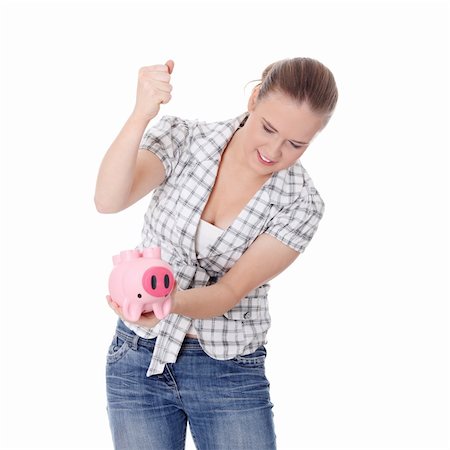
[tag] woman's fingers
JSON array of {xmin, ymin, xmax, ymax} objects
[
  {"xmin": 106, "ymin": 295, "xmax": 122, "ymax": 316},
  {"xmin": 105, "ymin": 295, "xmax": 162, "ymax": 327},
  {"xmin": 133, "ymin": 59, "xmax": 175, "ymax": 121},
  {"xmin": 165, "ymin": 59, "xmax": 174, "ymax": 74}
]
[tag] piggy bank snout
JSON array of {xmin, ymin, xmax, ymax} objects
[{"xmin": 142, "ymin": 267, "xmax": 174, "ymax": 297}]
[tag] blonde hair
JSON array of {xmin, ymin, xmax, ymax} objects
[{"xmin": 247, "ymin": 57, "xmax": 338, "ymax": 125}]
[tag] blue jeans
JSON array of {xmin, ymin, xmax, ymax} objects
[{"xmin": 105, "ymin": 318, "xmax": 277, "ymax": 449}]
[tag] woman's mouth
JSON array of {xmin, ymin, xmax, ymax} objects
[{"xmin": 257, "ymin": 149, "xmax": 276, "ymax": 165}]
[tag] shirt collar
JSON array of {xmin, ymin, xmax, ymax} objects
[{"xmin": 190, "ymin": 111, "xmax": 306, "ymax": 206}]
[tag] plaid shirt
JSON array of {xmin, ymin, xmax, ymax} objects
[{"xmin": 123, "ymin": 111, "xmax": 325, "ymax": 377}]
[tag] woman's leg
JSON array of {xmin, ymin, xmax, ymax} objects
[
  {"xmin": 105, "ymin": 318, "xmax": 188, "ymax": 450},
  {"xmin": 173, "ymin": 341, "xmax": 277, "ymax": 450}
]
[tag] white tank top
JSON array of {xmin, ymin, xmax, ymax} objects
[
  {"xmin": 196, "ymin": 218, "xmax": 224, "ymax": 258},
  {"xmin": 186, "ymin": 219, "xmax": 224, "ymax": 337}
]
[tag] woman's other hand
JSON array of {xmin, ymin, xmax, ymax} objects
[
  {"xmin": 106, "ymin": 278, "xmax": 179, "ymax": 328},
  {"xmin": 106, "ymin": 295, "xmax": 162, "ymax": 328}
]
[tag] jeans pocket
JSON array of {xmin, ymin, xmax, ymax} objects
[
  {"xmin": 106, "ymin": 333, "xmax": 131, "ymax": 364},
  {"xmin": 231, "ymin": 346, "xmax": 267, "ymax": 367}
]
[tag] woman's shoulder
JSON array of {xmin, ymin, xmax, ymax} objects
[
  {"xmin": 160, "ymin": 111, "xmax": 248, "ymax": 136},
  {"xmin": 296, "ymin": 161, "xmax": 323, "ymax": 197},
  {"xmin": 291, "ymin": 162, "xmax": 325, "ymax": 217}
]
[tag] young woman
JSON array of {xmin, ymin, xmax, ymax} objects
[{"xmin": 95, "ymin": 57, "xmax": 338, "ymax": 449}]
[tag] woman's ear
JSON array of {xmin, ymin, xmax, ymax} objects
[{"xmin": 248, "ymin": 85, "xmax": 260, "ymax": 112}]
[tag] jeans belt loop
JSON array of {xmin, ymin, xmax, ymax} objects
[{"xmin": 131, "ymin": 334, "xmax": 139, "ymax": 350}]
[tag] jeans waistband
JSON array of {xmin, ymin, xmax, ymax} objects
[{"xmin": 114, "ymin": 318, "xmax": 201, "ymax": 350}]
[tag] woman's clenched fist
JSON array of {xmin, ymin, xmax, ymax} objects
[{"xmin": 132, "ymin": 59, "xmax": 174, "ymax": 122}]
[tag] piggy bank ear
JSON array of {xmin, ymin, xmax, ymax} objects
[{"xmin": 122, "ymin": 299, "xmax": 141, "ymax": 322}]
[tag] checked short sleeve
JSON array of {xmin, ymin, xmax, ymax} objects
[
  {"xmin": 138, "ymin": 115, "xmax": 190, "ymax": 181},
  {"xmin": 263, "ymin": 187, "xmax": 326, "ymax": 254}
]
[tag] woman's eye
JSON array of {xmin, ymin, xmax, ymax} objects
[{"xmin": 263, "ymin": 125, "xmax": 302, "ymax": 149}]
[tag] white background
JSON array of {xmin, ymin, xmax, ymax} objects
[{"xmin": 1, "ymin": 0, "xmax": 449, "ymax": 449}]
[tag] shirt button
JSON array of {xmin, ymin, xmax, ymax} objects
[{"xmin": 243, "ymin": 311, "xmax": 250, "ymax": 319}]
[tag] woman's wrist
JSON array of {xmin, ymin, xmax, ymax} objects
[{"xmin": 171, "ymin": 288, "xmax": 184, "ymax": 316}]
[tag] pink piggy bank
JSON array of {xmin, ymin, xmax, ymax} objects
[{"xmin": 108, "ymin": 247, "xmax": 175, "ymax": 322}]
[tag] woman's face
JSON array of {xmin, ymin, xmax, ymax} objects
[{"xmin": 237, "ymin": 88, "xmax": 327, "ymax": 178}]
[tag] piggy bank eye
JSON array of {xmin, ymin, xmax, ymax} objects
[
  {"xmin": 164, "ymin": 274, "xmax": 170, "ymax": 289},
  {"xmin": 137, "ymin": 294, "xmax": 142, "ymax": 299}
]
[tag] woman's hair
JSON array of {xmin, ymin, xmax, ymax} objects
[{"xmin": 247, "ymin": 57, "xmax": 338, "ymax": 124}]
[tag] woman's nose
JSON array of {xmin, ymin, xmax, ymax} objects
[{"xmin": 263, "ymin": 145, "xmax": 282, "ymax": 162}]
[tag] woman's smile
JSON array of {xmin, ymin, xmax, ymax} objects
[{"xmin": 256, "ymin": 149, "xmax": 277, "ymax": 165}]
